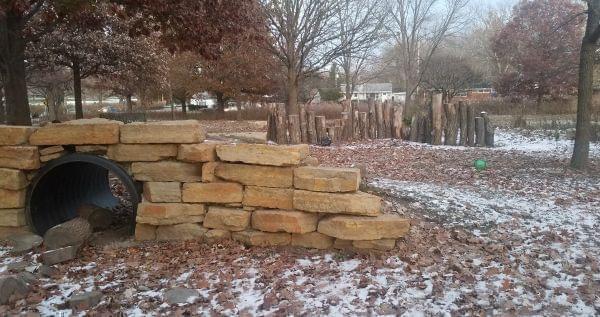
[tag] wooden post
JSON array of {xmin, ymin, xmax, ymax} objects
[
  {"xmin": 375, "ymin": 100, "xmax": 384, "ymax": 138},
  {"xmin": 475, "ymin": 117, "xmax": 486, "ymax": 147},
  {"xmin": 458, "ymin": 101, "xmax": 468, "ymax": 146},
  {"xmin": 327, "ymin": 127, "xmax": 336, "ymax": 143},
  {"xmin": 307, "ymin": 111, "xmax": 317, "ymax": 144},
  {"xmin": 481, "ymin": 112, "xmax": 495, "ymax": 147},
  {"xmin": 315, "ymin": 116, "xmax": 326, "ymax": 144},
  {"xmin": 368, "ymin": 99, "xmax": 377, "ymax": 139},
  {"xmin": 409, "ymin": 114, "xmax": 419, "ymax": 142},
  {"xmin": 341, "ymin": 112, "xmax": 350, "ymax": 141},
  {"xmin": 299, "ymin": 105, "xmax": 308, "ymax": 143},
  {"xmin": 352, "ymin": 108, "xmax": 360, "ymax": 140},
  {"xmin": 392, "ymin": 104, "xmax": 404, "ymax": 139},
  {"xmin": 288, "ymin": 114, "xmax": 301, "ymax": 144},
  {"xmin": 359, "ymin": 112, "xmax": 368, "ymax": 140},
  {"xmin": 431, "ymin": 93, "xmax": 443, "ymax": 145},
  {"xmin": 444, "ymin": 103, "xmax": 458, "ymax": 146},
  {"xmin": 383, "ymin": 101, "xmax": 393, "ymax": 138},
  {"xmin": 422, "ymin": 114, "xmax": 432, "ymax": 143},
  {"xmin": 467, "ymin": 104, "xmax": 476, "ymax": 147},
  {"xmin": 266, "ymin": 105, "xmax": 276, "ymax": 142},
  {"xmin": 275, "ymin": 103, "xmax": 287, "ymax": 144}
]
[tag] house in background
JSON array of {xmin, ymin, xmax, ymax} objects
[{"xmin": 340, "ymin": 83, "xmax": 394, "ymax": 102}]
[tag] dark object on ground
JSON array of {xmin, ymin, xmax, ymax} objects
[
  {"xmin": 0, "ymin": 276, "xmax": 30, "ymax": 305},
  {"xmin": 77, "ymin": 204, "xmax": 113, "ymax": 231},
  {"xmin": 320, "ymin": 136, "xmax": 332, "ymax": 146},
  {"xmin": 7, "ymin": 233, "xmax": 43, "ymax": 254},
  {"xmin": 43, "ymin": 217, "xmax": 92, "ymax": 250},
  {"xmin": 41, "ymin": 245, "xmax": 80, "ymax": 266}
]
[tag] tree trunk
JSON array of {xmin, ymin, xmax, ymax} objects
[
  {"xmin": 571, "ymin": 2, "xmax": 598, "ymax": 169},
  {"xmin": 215, "ymin": 92, "xmax": 225, "ymax": 117},
  {"xmin": 126, "ymin": 94, "xmax": 133, "ymax": 113},
  {"xmin": 286, "ymin": 67, "xmax": 300, "ymax": 115},
  {"xmin": 1, "ymin": 13, "xmax": 31, "ymax": 125},
  {"xmin": 72, "ymin": 60, "xmax": 84, "ymax": 119}
]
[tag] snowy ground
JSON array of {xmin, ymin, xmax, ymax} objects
[{"xmin": 1, "ymin": 129, "xmax": 599, "ymax": 316}]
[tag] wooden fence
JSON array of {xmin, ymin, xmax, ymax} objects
[{"xmin": 267, "ymin": 94, "xmax": 495, "ymax": 147}]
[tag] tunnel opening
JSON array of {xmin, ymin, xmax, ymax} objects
[{"xmin": 26, "ymin": 153, "xmax": 141, "ymax": 237}]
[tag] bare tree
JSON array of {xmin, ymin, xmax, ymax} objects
[
  {"xmin": 28, "ymin": 68, "xmax": 71, "ymax": 122},
  {"xmin": 387, "ymin": 0, "xmax": 470, "ymax": 108},
  {"xmin": 335, "ymin": 0, "xmax": 387, "ymax": 100},
  {"xmin": 422, "ymin": 53, "xmax": 481, "ymax": 102},
  {"xmin": 263, "ymin": 0, "xmax": 347, "ymax": 115},
  {"xmin": 572, "ymin": 0, "xmax": 600, "ymax": 169}
]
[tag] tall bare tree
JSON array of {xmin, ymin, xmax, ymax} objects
[
  {"xmin": 263, "ymin": 0, "xmax": 346, "ymax": 115},
  {"xmin": 387, "ymin": 0, "xmax": 469, "ymax": 107},
  {"xmin": 572, "ymin": 0, "xmax": 600, "ymax": 169},
  {"xmin": 335, "ymin": 0, "xmax": 387, "ymax": 100}
]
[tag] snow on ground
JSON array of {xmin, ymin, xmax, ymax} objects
[
  {"xmin": 1, "ymin": 128, "xmax": 599, "ymax": 316},
  {"xmin": 494, "ymin": 128, "xmax": 600, "ymax": 156}
]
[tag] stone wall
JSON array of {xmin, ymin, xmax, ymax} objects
[{"xmin": 0, "ymin": 119, "xmax": 410, "ymax": 251}]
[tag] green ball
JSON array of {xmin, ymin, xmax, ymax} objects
[{"xmin": 474, "ymin": 159, "xmax": 487, "ymax": 171}]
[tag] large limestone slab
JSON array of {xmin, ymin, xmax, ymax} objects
[
  {"xmin": 202, "ymin": 207, "xmax": 250, "ymax": 231},
  {"xmin": 291, "ymin": 232, "xmax": 334, "ymax": 249},
  {"xmin": 353, "ymin": 239, "xmax": 396, "ymax": 251},
  {"xmin": 136, "ymin": 202, "xmax": 205, "ymax": 225},
  {"xmin": 0, "ymin": 189, "xmax": 26, "ymax": 209},
  {"xmin": 0, "ymin": 209, "xmax": 26, "ymax": 227},
  {"xmin": 216, "ymin": 144, "xmax": 309, "ymax": 166},
  {"xmin": 252, "ymin": 210, "xmax": 318, "ymax": 234},
  {"xmin": 182, "ymin": 183, "xmax": 243, "ymax": 203},
  {"xmin": 131, "ymin": 161, "xmax": 201, "ymax": 182},
  {"xmin": 294, "ymin": 166, "xmax": 360, "ymax": 192},
  {"xmin": 317, "ymin": 214, "xmax": 410, "ymax": 240},
  {"xmin": 120, "ymin": 120, "xmax": 205, "ymax": 144},
  {"xmin": 29, "ymin": 118, "xmax": 121, "ymax": 145},
  {"xmin": 293, "ymin": 190, "xmax": 382, "ymax": 216},
  {"xmin": 243, "ymin": 186, "xmax": 293, "ymax": 210},
  {"xmin": 178, "ymin": 143, "xmax": 220, "ymax": 162},
  {"xmin": 0, "ymin": 126, "xmax": 35, "ymax": 145},
  {"xmin": 215, "ymin": 163, "xmax": 293, "ymax": 188},
  {"xmin": 156, "ymin": 223, "xmax": 207, "ymax": 241},
  {"xmin": 142, "ymin": 182, "xmax": 181, "ymax": 202},
  {"xmin": 0, "ymin": 146, "xmax": 40, "ymax": 170},
  {"xmin": 135, "ymin": 223, "xmax": 157, "ymax": 241},
  {"xmin": 0, "ymin": 168, "xmax": 28, "ymax": 190},
  {"xmin": 107, "ymin": 144, "xmax": 178, "ymax": 162}
]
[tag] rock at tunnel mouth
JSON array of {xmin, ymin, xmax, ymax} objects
[{"xmin": 26, "ymin": 153, "xmax": 140, "ymax": 236}]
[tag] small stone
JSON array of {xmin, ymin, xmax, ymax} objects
[
  {"xmin": 0, "ymin": 209, "xmax": 26, "ymax": 227},
  {"xmin": 7, "ymin": 233, "xmax": 43, "ymax": 254},
  {"xmin": 178, "ymin": 143, "xmax": 220, "ymax": 162},
  {"xmin": 38, "ymin": 265, "xmax": 59, "ymax": 278},
  {"xmin": 142, "ymin": 182, "xmax": 182, "ymax": 202},
  {"xmin": 68, "ymin": 291, "xmax": 103, "ymax": 309},
  {"xmin": 41, "ymin": 245, "xmax": 79, "ymax": 266},
  {"xmin": 134, "ymin": 223, "xmax": 157, "ymax": 241},
  {"xmin": 6, "ymin": 261, "xmax": 28, "ymax": 271},
  {"xmin": 75, "ymin": 145, "xmax": 107, "ymax": 154},
  {"xmin": 43, "ymin": 218, "xmax": 92, "ymax": 250},
  {"xmin": 0, "ymin": 276, "xmax": 29, "ymax": 305},
  {"xmin": 300, "ymin": 156, "xmax": 319, "ymax": 166},
  {"xmin": 17, "ymin": 272, "xmax": 38, "ymax": 285},
  {"xmin": 39, "ymin": 145, "xmax": 64, "ymax": 156},
  {"xmin": 201, "ymin": 162, "xmax": 220, "ymax": 182},
  {"xmin": 164, "ymin": 287, "xmax": 200, "ymax": 304},
  {"xmin": 40, "ymin": 151, "xmax": 66, "ymax": 162},
  {"xmin": 0, "ymin": 168, "xmax": 28, "ymax": 190},
  {"xmin": 0, "ymin": 188, "xmax": 26, "ymax": 208},
  {"xmin": 0, "ymin": 146, "xmax": 40, "ymax": 170}
]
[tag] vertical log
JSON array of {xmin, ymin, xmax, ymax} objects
[
  {"xmin": 327, "ymin": 127, "xmax": 336, "ymax": 143},
  {"xmin": 458, "ymin": 101, "xmax": 468, "ymax": 146},
  {"xmin": 431, "ymin": 93, "xmax": 443, "ymax": 145},
  {"xmin": 392, "ymin": 104, "xmax": 404, "ymax": 139},
  {"xmin": 444, "ymin": 103, "xmax": 459, "ymax": 146},
  {"xmin": 368, "ymin": 99, "xmax": 377, "ymax": 139},
  {"xmin": 307, "ymin": 111, "xmax": 317, "ymax": 144},
  {"xmin": 299, "ymin": 105, "xmax": 308, "ymax": 143},
  {"xmin": 275, "ymin": 103, "xmax": 288, "ymax": 144},
  {"xmin": 475, "ymin": 117, "xmax": 486, "ymax": 147},
  {"xmin": 288, "ymin": 114, "xmax": 301, "ymax": 144},
  {"xmin": 481, "ymin": 112, "xmax": 495, "ymax": 147},
  {"xmin": 422, "ymin": 114, "xmax": 432, "ymax": 143},
  {"xmin": 341, "ymin": 112, "xmax": 350, "ymax": 141},
  {"xmin": 375, "ymin": 100, "xmax": 384, "ymax": 138},
  {"xmin": 359, "ymin": 112, "xmax": 368, "ymax": 140},
  {"xmin": 266, "ymin": 105, "xmax": 277, "ymax": 142},
  {"xmin": 467, "ymin": 104, "xmax": 476, "ymax": 147},
  {"xmin": 352, "ymin": 109, "xmax": 360, "ymax": 140},
  {"xmin": 409, "ymin": 114, "xmax": 419, "ymax": 142},
  {"xmin": 401, "ymin": 126, "xmax": 411, "ymax": 140},
  {"xmin": 315, "ymin": 116, "xmax": 326, "ymax": 144}
]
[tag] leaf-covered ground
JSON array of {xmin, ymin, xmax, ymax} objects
[{"xmin": 1, "ymin": 129, "xmax": 598, "ymax": 316}]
